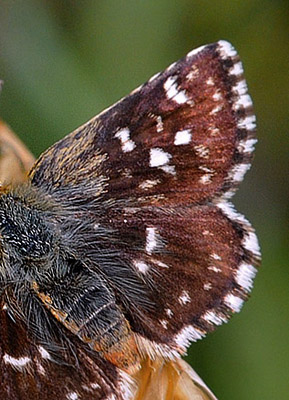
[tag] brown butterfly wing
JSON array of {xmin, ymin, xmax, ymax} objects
[
  {"xmin": 30, "ymin": 41, "xmax": 255, "ymax": 207},
  {"xmin": 28, "ymin": 41, "xmax": 260, "ymax": 360}
]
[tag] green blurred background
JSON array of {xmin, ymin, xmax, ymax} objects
[{"xmin": 0, "ymin": 1, "xmax": 288, "ymax": 399}]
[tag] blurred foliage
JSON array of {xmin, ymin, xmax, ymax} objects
[{"xmin": 0, "ymin": 1, "xmax": 288, "ymax": 399}]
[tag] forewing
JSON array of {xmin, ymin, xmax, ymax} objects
[{"xmin": 30, "ymin": 41, "xmax": 256, "ymax": 206}]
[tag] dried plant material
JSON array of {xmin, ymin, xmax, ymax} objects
[
  {"xmin": 131, "ymin": 357, "xmax": 218, "ymax": 400},
  {"xmin": 0, "ymin": 120, "xmax": 35, "ymax": 184}
]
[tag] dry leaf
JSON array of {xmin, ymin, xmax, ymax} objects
[
  {"xmin": 0, "ymin": 120, "xmax": 35, "ymax": 184},
  {"xmin": 131, "ymin": 357, "xmax": 218, "ymax": 400}
]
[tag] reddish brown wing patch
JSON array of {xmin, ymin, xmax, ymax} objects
[{"xmin": 100, "ymin": 202, "xmax": 260, "ymax": 355}]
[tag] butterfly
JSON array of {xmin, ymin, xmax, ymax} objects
[{"xmin": 0, "ymin": 41, "xmax": 260, "ymax": 399}]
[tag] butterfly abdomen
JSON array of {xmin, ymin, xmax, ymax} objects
[{"xmin": 32, "ymin": 272, "xmax": 140, "ymax": 371}]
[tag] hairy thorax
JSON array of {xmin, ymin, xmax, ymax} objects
[{"xmin": 0, "ymin": 184, "xmax": 140, "ymax": 372}]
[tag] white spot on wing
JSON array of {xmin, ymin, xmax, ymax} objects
[
  {"xmin": 165, "ymin": 308, "xmax": 173, "ymax": 317},
  {"xmin": 211, "ymin": 253, "xmax": 222, "ymax": 261},
  {"xmin": 208, "ymin": 126, "xmax": 220, "ymax": 135},
  {"xmin": 243, "ymin": 231, "xmax": 260, "ymax": 256},
  {"xmin": 164, "ymin": 76, "xmax": 178, "ymax": 98},
  {"xmin": 199, "ymin": 173, "xmax": 213, "ymax": 185},
  {"xmin": 163, "ymin": 75, "xmax": 188, "ymax": 104},
  {"xmin": 203, "ymin": 282, "xmax": 212, "ymax": 290},
  {"xmin": 199, "ymin": 166, "xmax": 214, "ymax": 173},
  {"xmin": 199, "ymin": 165, "xmax": 215, "ymax": 185},
  {"xmin": 208, "ymin": 265, "xmax": 221, "ymax": 273},
  {"xmin": 217, "ymin": 40, "xmax": 238, "ymax": 58},
  {"xmin": 90, "ymin": 382, "xmax": 101, "ymax": 389},
  {"xmin": 210, "ymin": 105, "xmax": 223, "ymax": 114},
  {"xmin": 160, "ymin": 165, "xmax": 176, "ymax": 175},
  {"xmin": 238, "ymin": 138, "xmax": 257, "ymax": 153},
  {"xmin": 179, "ymin": 290, "xmax": 191, "ymax": 305},
  {"xmin": 139, "ymin": 179, "xmax": 160, "ymax": 190},
  {"xmin": 187, "ymin": 44, "xmax": 206, "ymax": 58},
  {"xmin": 150, "ymin": 148, "xmax": 171, "ymax": 167},
  {"xmin": 213, "ymin": 90, "xmax": 223, "ymax": 101},
  {"xmin": 134, "ymin": 260, "xmax": 150, "ymax": 274},
  {"xmin": 174, "ymin": 325, "xmax": 205, "ymax": 350},
  {"xmin": 233, "ymin": 94, "xmax": 252, "ymax": 111},
  {"xmin": 146, "ymin": 227, "xmax": 158, "ymax": 254},
  {"xmin": 206, "ymin": 77, "xmax": 214, "ymax": 86},
  {"xmin": 114, "ymin": 127, "xmax": 136, "ymax": 153},
  {"xmin": 237, "ymin": 114, "xmax": 256, "ymax": 131},
  {"xmin": 154, "ymin": 260, "xmax": 169, "ymax": 268},
  {"xmin": 38, "ymin": 346, "xmax": 51, "ymax": 360},
  {"xmin": 235, "ymin": 262, "xmax": 257, "ymax": 292},
  {"xmin": 3, "ymin": 354, "xmax": 31, "ymax": 370},
  {"xmin": 187, "ymin": 65, "xmax": 199, "ymax": 80},
  {"xmin": 224, "ymin": 293, "xmax": 244, "ymax": 313},
  {"xmin": 36, "ymin": 360, "xmax": 46, "ymax": 375},
  {"xmin": 229, "ymin": 163, "xmax": 251, "ymax": 182},
  {"xmin": 121, "ymin": 168, "xmax": 133, "ymax": 179},
  {"xmin": 233, "ymin": 79, "xmax": 247, "ymax": 96},
  {"xmin": 174, "ymin": 129, "xmax": 192, "ymax": 145},
  {"xmin": 174, "ymin": 91, "xmax": 189, "ymax": 104},
  {"xmin": 230, "ymin": 61, "xmax": 244, "ymax": 76},
  {"xmin": 194, "ymin": 144, "xmax": 209, "ymax": 159},
  {"xmin": 156, "ymin": 115, "xmax": 164, "ymax": 132},
  {"xmin": 150, "ymin": 148, "xmax": 176, "ymax": 175},
  {"xmin": 67, "ymin": 392, "xmax": 78, "ymax": 400},
  {"xmin": 160, "ymin": 319, "xmax": 168, "ymax": 329},
  {"xmin": 203, "ymin": 311, "xmax": 228, "ymax": 326}
]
